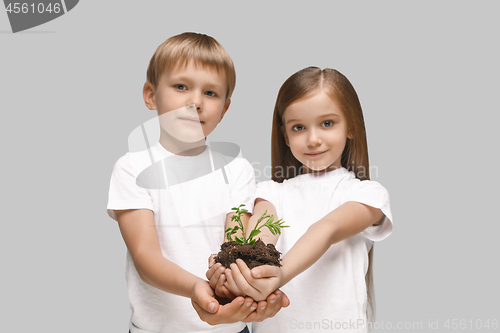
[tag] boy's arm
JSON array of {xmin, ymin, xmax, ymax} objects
[
  {"xmin": 116, "ymin": 208, "xmax": 260, "ymax": 323},
  {"xmin": 115, "ymin": 209, "xmax": 202, "ymax": 297}
]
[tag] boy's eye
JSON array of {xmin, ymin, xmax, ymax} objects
[
  {"xmin": 205, "ymin": 91, "xmax": 216, "ymax": 97},
  {"xmin": 175, "ymin": 84, "xmax": 186, "ymax": 90},
  {"xmin": 322, "ymin": 120, "xmax": 334, "ymax": 127},
  {"xmin": 292, "ymin": 125, "xmax": 304, "ymax": 131}
]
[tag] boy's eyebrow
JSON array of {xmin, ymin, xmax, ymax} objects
[{"xmin": 169, "ymin": 75, "xmax": 224, "ymax": 91}]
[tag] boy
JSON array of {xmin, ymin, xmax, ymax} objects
[{"xmin": 107, "ymin": 33, "xmax": 287, "ymax": 333}]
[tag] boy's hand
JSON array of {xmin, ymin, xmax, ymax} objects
[
  {"xmin": 224, "ymin": 259, "xmax": 283, "ymax": 302},
  {"xmin": 191, "ymin": 280, "xmax": 258, "ymax": 325},
  {"xmin": 250, "ymin": 289, "xmax": 290, "ymax": 322},
  {"xmin": 207, "ymin": 256, "xmax": 235, "ymax": 299}
]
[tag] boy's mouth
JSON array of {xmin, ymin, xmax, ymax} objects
[{"xmin": 178, "ymin": 117, "xmax": 203, "ymax": 124}]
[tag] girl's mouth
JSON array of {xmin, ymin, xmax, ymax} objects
[{"xmin": 305, "ymin": 151, "xmax": 326, "ymax": 157}]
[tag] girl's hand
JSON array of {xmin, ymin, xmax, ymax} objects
[
  {"xmin": 206, "ymin": 255, "xmax": 235, "ymax": 299},
  {"xmin": 224, "ymin": 259, "xmax": 283, "ymax": 301}
]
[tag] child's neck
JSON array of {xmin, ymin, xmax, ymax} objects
[{"xmin": 159, "ymin": 133, "xmax": 207, "ymax": 156}]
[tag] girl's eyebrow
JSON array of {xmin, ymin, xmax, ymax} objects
[
  {"xmin": 320, "ymin": 113, "xmax": 341, "ymax": 118},
  {"xmin": 286, "ymin": 113, "xmax": 341, "ymax": 124}
]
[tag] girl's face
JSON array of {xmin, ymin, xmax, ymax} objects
[{"xmin": 281, "ymin": 90, "xmax": 351, "ymax": 174}]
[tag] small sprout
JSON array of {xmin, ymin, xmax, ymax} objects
[{"xmin": 225, "ymin": 204, "xmax": 289, "ymax": 245}]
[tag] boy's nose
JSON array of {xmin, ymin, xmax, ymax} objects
[{"xmin": 188, "ymin": 91, "xmax": 203, "ymax": 111}]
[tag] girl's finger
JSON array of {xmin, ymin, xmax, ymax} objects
[
  {"xmin": 235, "ymin": 259, "xmax": 256, "ymax": 283},
  {"xmin": 251, "ymin": 264, "xmax": 280, "ymax": 279},
  {"xmin": 225, "ymin": 268, "xmax": 245, "ymax": 296},
  {"xmin": 207, "ymin": 264, "xmax": 224, "ymax": 290},
  {"xmin": 229, "ymin": 263, "xmax": 260, "ymax": 299}
]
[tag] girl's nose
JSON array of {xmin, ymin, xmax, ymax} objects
[{"xmin": 307, "ymin": 130, "xmax": 322, "ymax": 147}]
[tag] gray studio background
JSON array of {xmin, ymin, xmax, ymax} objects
[{"xmin": 1, "ymin": 1, "xmax": 498, "ymax": 332}]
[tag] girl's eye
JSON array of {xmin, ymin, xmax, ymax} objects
[
  {"xmin": 175, "ymin": 84, "xmax": 186, "ymax": 90},
  {"xmin": 292, "ymin": 125, "xmax": 304, "ymax": 131},
  {"xmin": 322, "ymin": 120, "xmax": 333, "ymax": 127},
  {"xmin": 205, "ymin": 91, "xmax": 216, "ymax": 97}
]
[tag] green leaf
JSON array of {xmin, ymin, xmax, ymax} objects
[
  {"xmin": 248, "ymin": 229, "xmax": 261, "ymax": 240},
  {"xmin": 249, "ymin": 239, "xmax": 256, "ymax": 245}
]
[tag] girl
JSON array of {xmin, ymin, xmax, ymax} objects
[{"xmin": 219, "ymin": 67, "xmax": 393, "ymax": 332}]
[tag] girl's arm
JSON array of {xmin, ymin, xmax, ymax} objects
[
  {"xmin": 226, "ymin": 201, "xmax": 384, "ymax": 300},
  {"xmin": 246, "ymin": 198, "xmax": 281, "ymax": 245},
  {"xmin": 278, "ymin": 201, "xmax": 383, "ymax": 286}
]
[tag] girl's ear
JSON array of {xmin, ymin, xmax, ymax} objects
[
  {"xmin": 143, "ymin": 82, "xmax": 157, "ymax": 110},
  {"xmin": 281, "ymin": 125, "xmax": 290, "ymax": 146},
  {"xmin": 348, "ymin": 132, "xmax": 354, "ymax": 139}
]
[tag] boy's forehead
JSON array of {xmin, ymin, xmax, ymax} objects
[
  {"xmin": 164, "ymin": 60, "xmax": 227, "ymax": 87},
  {"xmin": 171, "ymin": 59, "xmax": 224, "ymax": 77}
]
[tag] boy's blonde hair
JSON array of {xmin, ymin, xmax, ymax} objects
[{"xmin": 146, "ymin": 32, "xmax": 236, "ymax": 99}]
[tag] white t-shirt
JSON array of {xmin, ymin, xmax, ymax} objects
[
  {"xmin": 252, "ymin": 167, "xmax": 393, "ymax": 333},
  {"xmin": 107, "ymin": 142, "xmax": 255, "ymax": 333}
]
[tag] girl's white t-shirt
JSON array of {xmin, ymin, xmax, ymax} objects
[
  {"xmin": 252, "ymin": 167, "xmax": 393, "ymax": 333},
  {"xmin": 107, "ymin": 142, "xmax": 255, "ymax": 333}
]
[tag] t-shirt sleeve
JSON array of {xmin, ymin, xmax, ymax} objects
[
  {"xmin": 340, "ymin": 180, "xmax": 393, "ymax": 241},
  {"xmin": 106, "ymin": 154, "xmax": 154, "ymax": 221},
  {"xmin": 226, "ymin": 158, "xmax": 256, "ymax": 215},
  {"xmin": 255, "ymin": 180, "xmax": 280, "ymax": 214}
]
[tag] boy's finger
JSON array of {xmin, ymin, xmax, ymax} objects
[
  {"xmin": 276, "ymin": 290, "xmax": 290, "ymax": 307},
  {"xmin": 192, "ymin": 284, "xmax": 219, "ymax": 314},
  {"xmin": 262, "ymin": 294, "xmax": 281, "ymax": 319},
  {"xmin": 193, "ymin": 296, "xmax": 245, "ymax": 325}
]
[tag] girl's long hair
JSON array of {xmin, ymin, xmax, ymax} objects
[{"xmin": 271, "ymin": 67, "xmax": 376, "ymax": 321}]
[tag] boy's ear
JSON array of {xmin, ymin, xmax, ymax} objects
[
  {"xmin": 281, "ymin": 125, "xmax": 289, "ymax": 146},
  {"xmin": 143, "ymin": 82, "xmax": 157, "ymax": 110},
  {"xmin": 218, "ymin": 99, "xmax": 231, "ymax": 123}
]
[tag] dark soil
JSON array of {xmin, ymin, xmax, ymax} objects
[{"xmin": 215, "ymin": 239, "xmax": 282, "ymax": 269}]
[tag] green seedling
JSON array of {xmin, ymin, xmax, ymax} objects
[{"xmin": 225, "ymin": 204, "xmax": 289, "ymax": 245}]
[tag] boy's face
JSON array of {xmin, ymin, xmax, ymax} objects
[{"xmin": 144, "ymin": 60, "xmax": 230, "ymax": 147}]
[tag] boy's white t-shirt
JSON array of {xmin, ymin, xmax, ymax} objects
[
  {"xmin": 107, "ymin": 142, "xmax": 255, "ymax": 333},
  {"xmin": 252, "ymin": 167, "xmax": 393, "ymax": 333}
]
